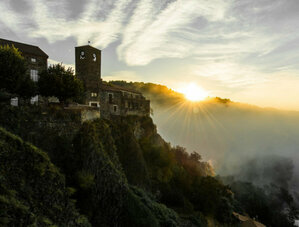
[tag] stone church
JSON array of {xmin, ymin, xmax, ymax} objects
[
  {"xmin": 0, "ymin": 38, "xmax": 150, "ymax": 119},
  {"xmin": 75, "ymin": 44, "xmax": 150, "ymax": 118}
]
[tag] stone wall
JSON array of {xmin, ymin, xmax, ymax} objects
[
  {"xmin": 64, "ymin": 105, "xmax": 101, "ymax": 122},
  {"xmin": 23, "ymin": 53, "xmax": 47, "ymax": 76}
]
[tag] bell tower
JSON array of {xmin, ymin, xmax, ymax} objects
[{"xmin": 75, "ymin": 44, "xmax": 102, "ymax": 105}]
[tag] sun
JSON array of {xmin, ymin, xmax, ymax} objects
[{"xmin": 178, "ymin": 83, "xmax": 209, "ymax": 102}]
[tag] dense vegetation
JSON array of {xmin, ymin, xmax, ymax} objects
[{"xmin": 223, "ymin": 177, "xmax": 299, "ymax": 227}]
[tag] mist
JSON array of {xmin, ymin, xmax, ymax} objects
[
  {"xmin": 144, "ymin": 92, "xmax": 299, "ymax": 202},
  {"xmin": 109, "ymin": 81, "xmax": 299, "ymax": 207}
]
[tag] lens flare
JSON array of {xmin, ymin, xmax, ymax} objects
[{"xmin": 178, "ymin": 83, "xmax": 209, "ymax": 101}]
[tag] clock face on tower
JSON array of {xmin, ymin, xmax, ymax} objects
[
  {"xmin": 93, "ymin": 53, "xmax": 97, "ymax": 62},
  {"xmin": 80, "ymin": 51, "xmax": 85, "ymax": 59}
]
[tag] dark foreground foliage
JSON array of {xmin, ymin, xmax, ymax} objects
[{"xmin": 0, "ymin": 127, "xmax": 90, "ymax": 226}]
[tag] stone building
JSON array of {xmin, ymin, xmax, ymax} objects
[
  {"xmin": 99, "ymin": 84, "xmax": 150, "ymax": 118},
  {"xmin": 0, "ymin": 38, "xmax": 48, "ymax": 105},
  {"xmin": 75, "ymin": 44, "xmax": 101, "ymax": 107},
  {"xmin": 75, "ymin": 44, "xmax": 150, "ymax": 118}
]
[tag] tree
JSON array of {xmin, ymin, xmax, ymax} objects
[
  {"xmin": 38, "ymin": 64, "xmax": 84, "ymax": 103},
  {"xmin": 0, "ymin": 45, "xmax": 37, "ymax": 99}
]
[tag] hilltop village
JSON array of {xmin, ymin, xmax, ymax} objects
[
  {"xmin": 0, "ymin": 38, "xmax": 150, "ymax": 120},
  {"xmin": 0, "ymin": 38, "xmax": 293, "ymax": 227}
]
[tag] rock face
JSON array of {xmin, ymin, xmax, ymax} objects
[
  {"xmin": 0, "ymin": 104, "xmax": 182, "ymax": 226},
  {"xmin": 0, "ymin": 127, "xmax": 90, "ymax": 226}
]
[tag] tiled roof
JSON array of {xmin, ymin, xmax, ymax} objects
[
  {"xmin": 0, "ymin": 38, "xmax": 48, "ymax": 58},
  {"xmin": 100, "ymin": 84, "xmax": 141, "ymax": 94}
]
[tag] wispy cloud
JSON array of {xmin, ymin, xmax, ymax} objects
[
  {"xmin": 118, "ymin": 0, "xmax": 231, "ymax": 65},
  {"xmin": 0, "ymin": 0, "xmax": 232, "ymax": 65},
  {"xmin": 1, "ymin": 0, "xmax": 299, "ymax": 68},
  {"xmin": 0, "ymin": 0, "xmax": 132, "ymax": 47}
]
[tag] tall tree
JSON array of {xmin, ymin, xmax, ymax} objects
[
  {"xmin": 38, "ymin": 64, "xmax": 83, "ymax": 103},
  {"xmin": 0, "ymin": 45, "xmax": 37, "ymax": 99}
]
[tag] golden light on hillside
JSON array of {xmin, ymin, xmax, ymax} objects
[{"xmin": 178, "ymin": 83, "xmax": 209, "ymax": 102}]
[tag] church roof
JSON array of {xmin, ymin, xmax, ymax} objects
[{"xmin": 0, "ymin": 38, "xmax": 48, "ymax": 58}]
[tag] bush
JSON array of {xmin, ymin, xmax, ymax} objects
[
  {"xmin": 38, "ymin": 64, "xmax": 83, "ymax": 103},
  {"xmin": 123, "ymin": 186, "xmax": 180, "ymax": 227}
]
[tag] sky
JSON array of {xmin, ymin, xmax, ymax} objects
[{"xmin": 1, "ymin": 0, "xmax": 299, "ymax": 110}]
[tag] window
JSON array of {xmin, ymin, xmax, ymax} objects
[
  {"xmin": 108, "ymin": 93, "xmax": 113, "ymax": 104},
  {"xmin": 80, "ymin": 51, "xmax": 85, "ymax": 59},
  {"xmin": 89, "ymin": 102, "xmax": 99, "ymax": 107},
  {"xmin": 113, "ymin": 105, "xmax": 117, "ymax": 112},
  {"xmin": 10, "ymin": 97, "xmax": 18, "ymax": 106},
  {"xmin": 31, "ymin": 58, "xmax": 36, "ymax": 63},
  {"xmin": 30, "ymin": 95, "xmax": 38, "ymax": 105},
  {"xmin": 30, "ymin": 69, "xmax": 38, "ymax": 82},
  {"xmin": 91, "ymin": 92, "xmax": 97, "ymax": 97}
]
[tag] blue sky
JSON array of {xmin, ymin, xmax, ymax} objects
[{"xmin": 1, "ymin": 0, "xmax": 299, "ymax": 110}]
